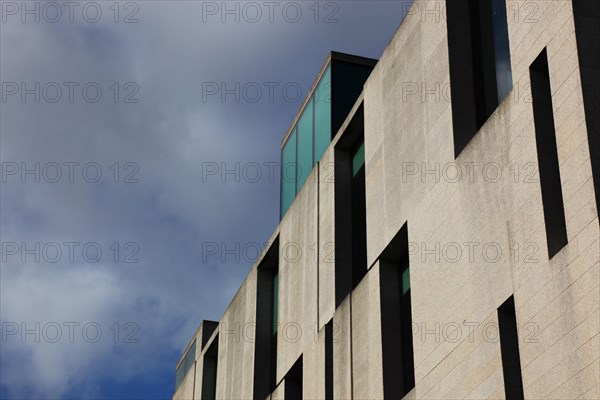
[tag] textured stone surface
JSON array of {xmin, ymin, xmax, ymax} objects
[{"xmin": 174, "ymin": 1, "xmax": 599, "ymax": 398}]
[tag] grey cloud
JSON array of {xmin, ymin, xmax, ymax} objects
[{"xmin": 1, "ymin": 1, "xmax": 410, "ymax": 397}]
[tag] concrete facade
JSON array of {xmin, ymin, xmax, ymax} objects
[{"xmin": 174, "ymin": 1, "xmax": 599, "ymax": 398}]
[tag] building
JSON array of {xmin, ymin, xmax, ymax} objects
[{"xmin": 173, "ymin": 0, "xmax": 599, "ymax": 398}]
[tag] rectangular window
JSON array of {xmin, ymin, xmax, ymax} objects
[
  {"xmin": 498, "ymin": 296, "xmax": 524, "ymax": 400},
  {"xmin": 280, "ymin": 128, "xmax": 297, "ymax": 219},
  {"xmin": 296, "ymin": 99, "xmax": 314, "ymax": 191},
  {"xmin": 352, "ymin": 142, "xmax": 365, "ymax": 177},
  {"xmin": 314, "ymin": 66, "xmax": 332, "ymax": 163},
  {"xmin": 175, "ymin": 339, "xmax": 196, "ymax": 391},
  {"xmin": 378, "ymin": 224, "xmax": 415, "ymax": 398},
  {"xmin": 200, "ymin": 321, "xmax": 218, "ymax": 349},
  {"xmin": 334, "ymin": 104, "xmax": 367, "ymax": 305},
  {"xmin": 175, "ymin": 362, "xmax": 184, "ymax": 390},
  {"xmin": 350, "ymin": 139, "xmax": 367, "ymax": 288},
  {"xmin": 201, "ymin": 338, "xmax": 218, "ymax": 400},
  {"xmin": 280, "ymin": 66, "xmax": 329, "ymax": 221},
  {"xmin": 325, "ymin": 320, "xmax": 333, "ymax": 400},
  {"xmin": 530, "ymin": 49, "xmax": 568, "ymax": 259},
  {"xmin": 331, "ymin": 61, "xmax": 374, "ymax": 136},
  {"xmin": 492, "ymin": 0, "xmax": 513, "ymax": 101},
  {"xmin": 284, "ymin": 355, "xmax": 303, "ymax": 400},
  {"xmin": 572, "ymin": 0, "xmax": 600, "ymax": 220},
  {"xmin": 447, "ymin": 0, "xmax": 512, "ymax": 157},
  {"xmin": 253, "ymin": 239, "xmax": 279, "ymax": 399},
  {"xmin": 279, "ymin": 55, "xmax": 375, "ymax": 220}
]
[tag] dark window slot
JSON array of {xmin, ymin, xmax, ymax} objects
[
  {"xmin": 334, "ymin": 104, "xmax": 367, "ymax": 306},
  {"xmin": 378, "ymin": 223, "xmax": 415, "ymax": 398},
  {"xmin": 498, "ymin": 296, "xmax": 524, "ymax": 400},
  {"xmin": 325, "ymin": 320, "xmax": 334, "ymax": 400},
  {"xmin": 572, "ymin": 0, "xmax": 600, "ymax": 221},
  {"xmin": 447, "ymin": 0, "xmax": 512, "ymax": 157},
  {"xmin": 331, "ymin": 60, "xmax": 374, "ymax": 138},
  {"xmin": 284, "ymin": 355, "xmax": 303, "ymax": 400},
  {"xmin": 253, "ymin": 238, "xmax": 279, "ymax": 399},
  {"xmin": 200, "ymin": 321, "xmax": 218, "ymax": 350},
  {"xmin": 530, "ymin": 49, "xmax": 568, "ymax": 258},
  {"xmin": 201, "ymin": 337, "xmax": 218, "ymax": 400}
]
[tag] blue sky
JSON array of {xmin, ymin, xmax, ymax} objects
[{"xmin": 0, "ymin": 1, "xmax": 411, "ymax": 397}]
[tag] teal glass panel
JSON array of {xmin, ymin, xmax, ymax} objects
[
  {"xmin": 314, "ymin": 66, "xmax": 332, "ymax": 162},
  {"xmin": 175, "ymin": 339, "xmax": 196, "ymax": 390},
  {"xmin": 184, "ymin": 340, "xmax": 196, "ymax": 372},
  {"xmin": 273, "ymin": 271, "xmax": 279, "ymax": 335},
  {"xmin": 175, "ymin": 363, "xmax": 184, "ymax": 390},
  {"xmin": 296, "ymin": 98, "xmax": 314, "ymax": 192},
  {"xmin": 352, "ymin": 142, "xmax": 365, "ymax": 177},
  {"xmin": 280, "ymin": 129, "xmax": 297, "ymax": 219},
  {"xmin": 402, "ymin": 267, "xmax": 410, "ymax": 295}
]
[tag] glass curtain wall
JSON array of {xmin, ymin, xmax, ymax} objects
[{"xmin": 280, "ymin": 65, "xmax": 331, "ymax": 219}]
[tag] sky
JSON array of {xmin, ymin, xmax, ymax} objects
[{"xmin": 1, "ymin": 1, "xmax": 411, "ymax": 398}]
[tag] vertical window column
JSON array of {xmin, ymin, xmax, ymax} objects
[
  {"xmin": 314, "ymin": 66, "xmax": 332, "ymax": 163},
  {"xmin": 334, "ymin": 105, "xmax": 367, "ymax": 306},
  {"xmin": 175, "ymin": 340, "xmax": 197, "ymax": 392},
  {"xmin": 201, "ymin": 338, "xmax": 218, "ymax": 400},
  {"xmin": 253, "ymin": 240, "xmax": 279, "ymax": 399},
  {"xmin": 351, "ymin": 140, "xmax": 367, "ymax": 288},
  {"xmin": 296, "ymin": 99, "xmax": 314, "ymax": 191},
  {"xmin": 378, "ymin": 224, "xmax": 415, "ymax": 398},
  {"xmin": 530, "ymin": 49, "xmax": 568, "ymax": 258},
  {"xmin": 280, "ymin": 64, "xmax": 333, "ymax": 220},
  {"xmin": 446, "ymin": 0, "xmax": 513, "ymax": 157},
  {"xmin": 281, "ymin": 129, "xmax": 297, "ymax": 219},
  {"xmin": 284, "ymin": 355, "xmax": 303, "ymax": 400},
  {"xmin": 572, "ymin": 0, "xmax": 600, "ymax": 220},
  {"xmin": 498, "ymin": 296, "xmax": 524, "ymax": 400},
  {"xmin": 325, "ymin": 320, "xmax": 334, "ymax": 400}
]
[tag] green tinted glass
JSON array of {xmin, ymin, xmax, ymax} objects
[
  {"xmin": 175, "ymin": 339, "xmax": 196, "ymax": 390},
  {"xmin": 184, "ymin": 340, "xmax": 196, "ymax": 372},
  {"xmin": 175, "ymin": 363, "xmax": 184, "ymax": 390},
  {"xmin": 280, "ymin": 129, "xmax": 297, "ymax": 218},
  {"xmin": 352, "ymin": 142, "xmax": 365, "ymax": 177},
  {"xmin": 296, "ymin": 98, "xmax": 314, "ymax": 192},
  {"xmin": 402, "ymin": 267, "xmax": 410, "ymax": 295},
  {"xmin": 314, "ymin": 66, "xmax": 332, "ymax": 162}
]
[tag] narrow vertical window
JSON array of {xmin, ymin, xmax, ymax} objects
[
  {"xmin": 280, "ymin": 129, "xmax": 297, "ymax": 219},
  {"xmin": 378, "ymin": 224, "xmax": 415, "ymax": 398},
  {"xmin": 498, "ymin": 296, "xmax": 524, "ymax": 400},
  {"xmin": 271, "ymin": 267, "xmax": 279, "ymax": 392},
  {"xmin": 530, "ymin": 49, "xmax": 568, "ymax": 258},
  {"xmin": 314, "ymin": 66, "xmax": 332, "ymax": 163},
  {"xmin": 284, "ymin": 355, "xmax": 303, "ymax": 400},
  {"xmin": 572, "ymin": 0, "xmax": 600, "ymax": 220},
  {"xmin": 351, "ymin": 140, "xmax": 367, "ymax": 288},
  {"xmin": 201, "ymin": 337, "xmax": 218, "ymax": 400},
  {"xmin": 175, "ymin": 340, "xmax": 196, "ymax": 392},
  {"xmin": 325, "ymin": 320, "xmax": 334, "ymax": 400},
  {"xmin": 253, "ymin": 240, "xmax": 279, "ymax": 399},
  {"xmin": 334, "ymin": 105, "xmax": 367, "ymax": 305},
  {"xmin": 492, "ymin": 0, "xmax": 513, "ymax": 102},
  {"xmin": 400, "ymin": 262, "xmax": 413, "ymax": 392},
  {"xmin": 446, "ymin": 0, "xmax": 513, "ymax": 157},
  {"xmin": 296, "ymin": 99, "xmax": 314, "ymax": 191}
]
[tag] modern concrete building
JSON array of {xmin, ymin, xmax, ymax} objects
[{"xmin": 174, "ymin": 1, "xmax": 599, "ymax": 398}]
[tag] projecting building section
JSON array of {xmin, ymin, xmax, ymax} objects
[{"xmin": 174, "ymin": 1, "xmax": 600, "ymax": 399}]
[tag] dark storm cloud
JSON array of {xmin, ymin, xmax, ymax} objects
[{"xmin": 0, "ymin": 1, "xmax": 411, "ymax": 397}]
